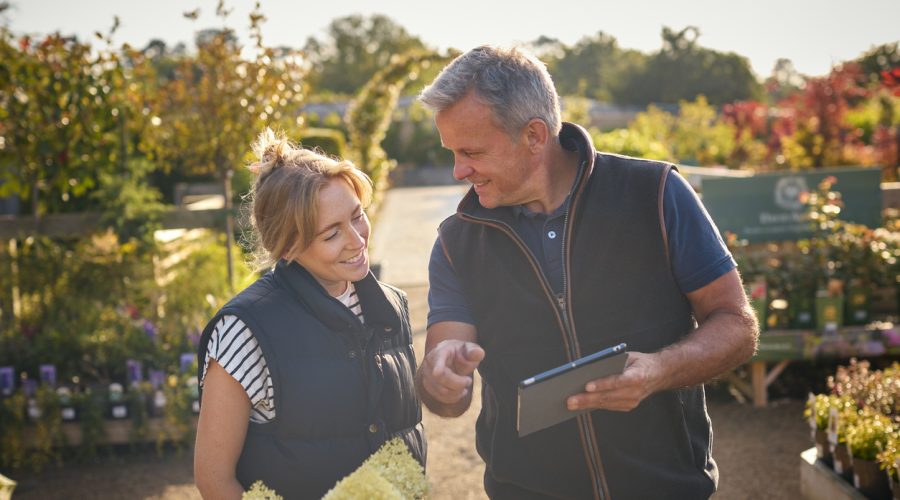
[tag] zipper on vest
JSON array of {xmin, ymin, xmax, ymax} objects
[
  {"xmin": 562, "ymin": 160, "xmax": 611, "ymax": 500},
  {"xmin": 555, "ymin": 292, "xmax": 573, "ymax": 345},
  {"xmin": 457, "ymin": 213, "xmax": 574, "ymax": 353},
  {"xmin": 456, "ymin": 150, "xmax": 610, "ymax": 500},
  {"xmin": 558, "ymin": 200, "xmax": 574, "ymax": 356},
  {"xmin": 557, "ymin": 197, "xmax": 609, "ymax": 500}
]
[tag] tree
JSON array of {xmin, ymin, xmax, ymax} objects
[
  {"xmin": 670, "ymin": 96, "xmax": 736, "ymax": 165},
  {"xmin": 855, "ymin": 42, "xmax": 900, "ymax": 86},
  {"xmin": 592, "ymin": 97, "xmax": 768, "ymax": 168},
  {"xmin": 620, "ymin": 26, "xmax": 762, "ymax": 105},
  {"xmin": 344, "ymin": 49, "xmax": 453, "ymax": 212},
  {"xmin": 140, "ymin": 1, "xmax": 306, "ymax": 287},
  {"xmin": 304, "ymin": 14, "xmax": 427, "ymax": 96},
  {"xmin": 773, "ymin": 64, "xmax": 869, "ymax": 168},
  {"xmin": 765, "ymin": 58, "xmax": 805, "ymax": 103},
  {"xmin": 720, "ymin": 100, "xmax": 770, "ymax": 167},
  {"xmin": 545, "ymin": 31, "xmax": 646, "ymax": 102},
  {"xmin": 0, "ymin": 26, "xmax": 144, "ymax": 217}
]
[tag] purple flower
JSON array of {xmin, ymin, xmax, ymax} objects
[
  {"xmin": 39, "ymin": 364, "xmax": 57, "ymax": 387},
  {"xmin": 23, "ymin": 379, "xmax": 38, "ymax": 397},
  {"xmin": 180, "ymin": 353, "xmax": 195, "ymax": 373},
  {"xmin": 188, "ymin": 328, "xmax": 201, "ymax": 348},
  {"xmin": 126, "ymin": 359, "xmax": 143, "ymax": 386},
  {"xmin": 0, "ymin": 366, "xmax": 14, "ymax": 395},
  {"xmin": 143, "ymin": 320, "xmax": 158, "ymax": 341},
  {"xmin": 149, "ymin": 370, "xmax": 165, "ymax": 389}
]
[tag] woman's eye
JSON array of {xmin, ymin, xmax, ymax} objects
[{"xmin": 324, "ymin": 230, "xmax": 339, "ymax": 241}]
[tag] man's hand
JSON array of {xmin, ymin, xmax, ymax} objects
[
  {"xmin": 420, "ymin": 339, "xmax": 485, "ymax": 405},
  {"xmin": 566, "ymin": 351, "xmax": 661, "ymax": 412},
  {"xmin": 566, "ymin": 270, "xmax": 759, "ymax": 413}
]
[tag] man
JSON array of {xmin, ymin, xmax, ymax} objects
[{"xmin": 416, "ymin": 45, "xmax": 759, "ymax": 500}]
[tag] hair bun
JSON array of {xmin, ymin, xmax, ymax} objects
[{"xmin": 251, "ymin": 128, "xmax": 294, "ymax": 174}]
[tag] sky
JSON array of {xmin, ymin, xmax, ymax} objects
[{"xmin": 5, "ymin": 0, "xmax": 900, "ymax": 80}]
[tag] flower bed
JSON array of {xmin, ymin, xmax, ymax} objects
[{"xmin": 0, "ymin": 231, "xmax": 252, "ymax": 470}]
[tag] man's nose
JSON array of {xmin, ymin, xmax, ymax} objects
[{"xmin": 453, "ymin": 161, "xmax": 474, "ymax": 181}]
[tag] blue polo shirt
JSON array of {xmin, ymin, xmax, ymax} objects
[{"xmin": 427, "ymin": 169, "xmax": 736, "ymax": 327}]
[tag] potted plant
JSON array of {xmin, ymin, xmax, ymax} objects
[
  {"xmin": 845, "ymin": 278, "xmax": 871, "ymax": 326},
  {"xmin": 846, "ymin": 411, "xmax": 894, "ymax": 499},
  {"xmin": 827, "ymin": 397, "xmax": 860, "ymax": 480},
  {"xmin": 816, "ymin": 280, "xmax": 845, "ymax": 331},
  {"xmin": 805, "ymin": 393, "xmax": 838, "ymax": 465},
  {"xmin": 876, "ymin": 434, "xmax": 900, "ymax": 500}
]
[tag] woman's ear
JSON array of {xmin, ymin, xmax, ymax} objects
[{"xmin": 524, "ymin": 118, "xmax": 550, "ymax": 153}]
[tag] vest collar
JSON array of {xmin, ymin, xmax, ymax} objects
[{"xmin": 272, "ymin": 259, "xmax": 401, "ymax": 336}]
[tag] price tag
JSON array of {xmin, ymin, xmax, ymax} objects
[
  {"xmin": 112, "ymin": 405, "xmax": 128, "ymax": 419},
  {"xmin": 154, "ymin": 391, "xmax": 167, "ymax": 409},
  {"xmin": 27, "ymin": 404, "xmax": 42, "ymax": 420},
  {"xmin": 827, "ymin": 407, "xmax": 840, "ymax": 445},
  {"xmin": 806, "ymin": 393, "xmax": 816, "ymax": 430}
]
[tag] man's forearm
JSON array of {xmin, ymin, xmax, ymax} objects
[
  {"xmin": 415, "ymin": 368, "xmax": 473, "ymax": 418},
  {"xmin": 651, "ymin": 305, "xmax": 758, "ymax": 393}
]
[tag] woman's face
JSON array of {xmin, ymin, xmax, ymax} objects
[{"xmin": 289, "ymin": 177, "xmax": 370, "ymax": 297}]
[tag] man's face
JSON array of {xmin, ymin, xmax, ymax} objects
[{"xmin": 434, "ymin": 92, "xmax": 534, "ymax": 209}]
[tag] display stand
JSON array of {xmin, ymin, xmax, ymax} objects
[{"xmin": 726, "ymin": 324, "xmax": 900, "ymax": 407}]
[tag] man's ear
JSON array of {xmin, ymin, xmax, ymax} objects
[{"xmin": 524, "ymin": 118, "xmax": 550, "ymax": 153}]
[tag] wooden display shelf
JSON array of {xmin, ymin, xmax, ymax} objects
[{"xmin": 724, "ymin": 324, "xmax": 900, "ymax": 407}]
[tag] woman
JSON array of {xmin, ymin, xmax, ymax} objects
[{"xmin": 193, "ymin": 129, "xmax": 425, "ymax": 499}]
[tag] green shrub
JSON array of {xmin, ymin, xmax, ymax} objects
[
  {"xmin": 298, "ymin": 127, "xmax": 347, "ymax": 158},
  {"xmin": 846, "ymin": 410, "xmax": 896, "ymax": 461}
]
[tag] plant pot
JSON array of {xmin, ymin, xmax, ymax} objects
[
  {"xmin": 830, "ymin": 441, "xmax": 854, "ymax": 480},
  {"xmin": 853, "ymin": 457, "xmax": 891, "ymax": 500},
  {"xmin": 845, "ymin": 286, "xmax": 870, "ymax": 325},
  {"xmin": 888, "ymin": 472, "xmax": 900, "ymax": 500},
  {"xmin": 789, "ymin": 293, "xmax": 815, "ymax": 329},
  {"xmin": 813, "ymin": 428, "xmax": 833, "ymax": 466},
  {"xmin": 816, "ymin": 295, "xmax": 844, "ymax": 331}
]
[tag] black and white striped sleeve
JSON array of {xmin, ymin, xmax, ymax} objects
[{"xmin": 200, "ymin": 315, "xmax": 275, "ymax": 423}]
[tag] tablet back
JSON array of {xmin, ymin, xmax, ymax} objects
[{"xmin": 517, "ymin": 350, "xmax": 628, "ymax": 437}]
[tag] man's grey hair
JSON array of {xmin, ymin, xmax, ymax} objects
[{"xmin": 419, "ymin": 45, "xmax": 561, "ymax": 139}]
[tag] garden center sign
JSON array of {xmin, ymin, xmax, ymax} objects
[{"xmin": 702, "ymin": 167, "xmax": 882, "ymax": 243}]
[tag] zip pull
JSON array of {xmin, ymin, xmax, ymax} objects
[{"xmin": 556, "ymin": 293, "xmax": 566, "ymax": 313}]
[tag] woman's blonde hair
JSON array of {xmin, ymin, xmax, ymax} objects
[{"xmin": 245, "ymin": 128, "xmax": 372, "ymax": 272}]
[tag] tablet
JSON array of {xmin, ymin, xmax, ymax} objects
[{"xmin": 517, "ymin": 343, "xmax": 628, "ymax": 437}]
